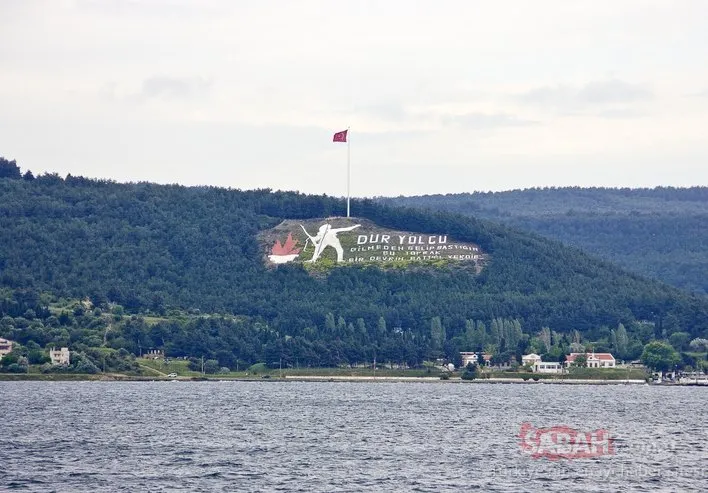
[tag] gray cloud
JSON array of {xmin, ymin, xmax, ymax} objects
[
  {"xmin": 577, "ymin": 79, "xmax": 652, "ymax": 104},
  {"xmin": 594, "ymin": 108, "xmax": 647, "ymax": 119},
  {"xmin": 517, "ymin": 85, "xmax": 575, "ymax": 106},
  {"xmin": 358, "ymin": 103, "xmax": 537, "ymax": 129},
  {"xmin": 139, "ymin": 76, "xmax": 212, "ymax": 100},
  {"xmin": 517, "ymin": 79, "xmax": 653, "ymax": 109},
  {"xmin": 357, "ymin": 103, "xmax": 410, "ymax": 122},
  {"xmin": 76, "ymin": 0, "xmax": 232, "ymax": 18},
  {"xmin": 441, "ymin": 112, "xmax": 538, "ymax": 129}
]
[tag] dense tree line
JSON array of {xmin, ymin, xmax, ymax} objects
[
  {"xmin": 2, "ymin": 290, "xmax": 705, "ymax": 372},
  {"xmin": 381, "ymin": 188, "xmax": 708, "ymax": 294},
  {"xmin": 1, "ymin": 165, "xmax": 708, "ymax": 370}
]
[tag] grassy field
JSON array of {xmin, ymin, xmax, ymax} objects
[
  {"xmin": 137, "ymin": 360, "xmax": 442, "ymax": 379},
  {"xmin": 138, "ymin": 359, "xmax": 203, "ymax": 376},
  {"xmin": 132, "ymin": 363, "xmax": 649, "ymax": 380},
  {"xmin": 0, "ymin": 373, "xmax": 104, "ymax": 381},
  {"xmin": 485, "ymin": 368, "xmax": 649, "ymax": 380},
  {"xmin": 2, "ymin": 360, "xmax": 650, "ymax": 381},
  {"xmin": 0, "ymin": 373, "xmax": 156, "ymax": 381},
  {"xmin": 278, "ymin": 367, "xmax": 438, "ymax": 378}
]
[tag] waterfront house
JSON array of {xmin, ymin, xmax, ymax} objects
[
  {"xmin": 49, "ymin": 347, "xmax": 71, "ymax": 365},
  {"xmin": 521, "ymin": 353, "xmax": 563, "ymax": 373},
  {"xmin": 521, "ymin": 353, "xmax": 542, "ymax": 367},
  {"xmin": 0, "ymin": 338, "xmax": 13, "ymax": 360},
  {"xmin": 460, "ymin": 352, "xmax": 492, "ymax": 367},
  {"xmin": 534, "ymin": 361, "xmax": 564, "ymax": 373},
  {"xmin": 566, "ymin": 352, "xmax": 615, "ymax": 368}
]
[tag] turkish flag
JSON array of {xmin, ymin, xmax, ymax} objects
[{"xmin": 333, "ymin": 129, "xmax": 348, "ymax": 142}]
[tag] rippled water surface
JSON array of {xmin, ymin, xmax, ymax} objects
[{"xmin": 1, "ymin": 381, "xmax": 706, "ymax": 492}]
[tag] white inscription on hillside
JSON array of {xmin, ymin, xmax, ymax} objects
[{"xmin": 348, "ymin": 234, "xmax": 481, "ymax": 263}]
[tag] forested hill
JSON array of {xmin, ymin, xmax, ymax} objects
[
  {"xmin": 1, "ymin": 164, "xmax": 708, "ymax": 368},
  {"xmin": 381, "ymin": 188, "xmax": 708, "ymax": 295}
]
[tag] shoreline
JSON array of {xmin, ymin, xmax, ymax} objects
[
  {"xmin": 0, "ymin": 373, "xmax": 675, "ymax": 385},
  {"xmin": 284, "ymin": 375, "xmax": 652, "ymax": 385},
  {"xmin": 2, "ymin": 372, "xmax": 705, "ymax": 386}
]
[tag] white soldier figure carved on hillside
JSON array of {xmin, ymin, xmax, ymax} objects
[{"xmin": 301, "ymin": 223, "xmax": 361, "ymax": 262}]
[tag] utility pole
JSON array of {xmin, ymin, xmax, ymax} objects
[
  {"xmin": 201, "ymin": 355, "xmax": 204, "ymax": 375},
  {"xmin": 346, "ymin": 126, "xmax": 351, "ymax": 217}
]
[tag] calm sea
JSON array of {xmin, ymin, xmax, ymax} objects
[{"xmin": 0, "ymin": 381, "xmax": 705, "ymax": 492}]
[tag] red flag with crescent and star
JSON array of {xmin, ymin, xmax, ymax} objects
[{"xmin": 333, "ymin": 129, "xmax": 348, "ymax": 143}]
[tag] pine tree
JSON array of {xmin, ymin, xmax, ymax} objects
[
  {"xmin": 430, "ymin": 317, "xmax": 445, "ymax": 350},
  {"xmin": 325, "ymin": 313, "xmax": 336, "ymax": 333},
  {"xmin": 377, "ymin": 317, "xmax": 387, "ymax": 338},
  {"xmin": 616, "ymin": 323, "xmax": 629, "ymax": 358},
  {"xmin": 465, "ymin": 319, "xmax": 476, "ymax": 349},
  {"xmin": 539, "ymin": 327, "xmax": 552, "ymax": 353}
]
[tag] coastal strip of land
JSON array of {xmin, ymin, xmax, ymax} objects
[
  {"xmin": 283, "ymin": 375, "xmax": 651, "ymax": 384},
  {"xmin": 3, "ymin": 373, "xmax": 700, "ymax": 385}
]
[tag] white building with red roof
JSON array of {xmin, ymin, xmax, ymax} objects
[{"xmin": 566, "ymin": 352, "xmax": 616, "ymax": 369}]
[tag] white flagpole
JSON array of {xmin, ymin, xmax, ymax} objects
[{"xmin": 346, "ymin": 126, "xmax": 351, "ymax": 218}]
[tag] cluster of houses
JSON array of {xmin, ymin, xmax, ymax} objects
[
  {"xmin": 460, "ymin": 351, "xmax": 616, "ymax": 374},
  {"xmin": 524, "ymin": 352, "xmax": 616, "ymax": 373},
  {"xmin": 0, "ymin": 338, "xmax": 71, "ymax": 366}
]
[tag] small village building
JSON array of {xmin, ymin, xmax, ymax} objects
[
  {"xmin": 142, "ymin": 349, "xmax": 165, "ymax": 360},
  {"xmin": 566, "ymin": 352, "xmax": 616, "ymax": 369},
  {"xmin": 0, "ymin": 338, "xmax": 13, "ymax": 360},
  {"xmin": 49, "ymin": 347, "xmax": 71, "ymax": 366},
  {"xmin": 521, "ymin": 353, "xmax": 542, "ymax": 367},
  {"xmin": 534, "ymin": 362, "xmax": 564, "ymax": 373},
  {"xmin": 460, "ymin": 352, "xmax": 492, "ymax": 367},
  {"xmin": 522, "ymin": 353, "xmax": 563, "ymax": 373}
]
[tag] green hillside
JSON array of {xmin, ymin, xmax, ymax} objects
[
  {"xmin": 1, "ymin": 161, "xmax": 707, "ymax": 372},
  {"xmin": 381, "ymin": 187, "xmax": 708, "ymax": 295}
]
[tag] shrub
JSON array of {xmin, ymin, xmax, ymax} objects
[
  {"xmin": 74, "ymin": 359, "xmax": 100, "ymax": 374},
  {"xmin": 203, "ymin": 359, "xmax": 220, "ymax": 374},
  {"xmin": 248, "ymin": 362, "xmax": 268, "ymax": 375},
  {"xmin": 42, "ymin": 363, "xmax": 69, "ymax": 374},
  {"xmin": 3, "ymin": 363, "xmax": 28, "ymax": 373},
  {"xmin": 461, "ymin": 368, "xmax": 477, "ymax": 380},
  {"xmin": 28, "ymin": 350, "xmax": 49, "ymax": 365}
]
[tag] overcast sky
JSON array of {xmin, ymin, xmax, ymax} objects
[{"xmin": 2, "ymin": 0, "xmax": 707, "ymax": 197}]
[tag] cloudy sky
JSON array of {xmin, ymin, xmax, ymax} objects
[{"xmin": 2, "ymin": 0, "xmax": 707, "ymax": 197}]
